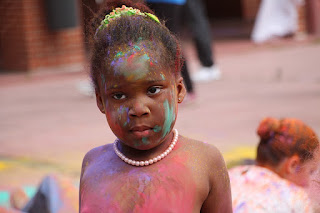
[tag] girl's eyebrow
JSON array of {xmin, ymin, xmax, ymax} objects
[
  {"xmin": 106, "ymin": 84, "xmax": 121, "ymax": 91},
  {"xmin": 106, "ymin": 78, "xmax": 165, "ymax": 91},
  {"xmin": 145, "ymin": 79, "xmax": 165, "ymax": 84}
]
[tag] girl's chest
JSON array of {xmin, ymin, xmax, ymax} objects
[{"xmin": 80, "ymin": 163, "xmax": 202, "ymax": 213}]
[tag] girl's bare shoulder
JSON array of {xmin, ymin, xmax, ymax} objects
[
  {"xmin": 179, "ymin": 136, "xmax": 224, "ymax": 163},
  {"xmin": 178, "ymin": 135, "xmax": 228, "ymax": 180},
  {"xmin": 81, "ymin": 143, "xmax": 114, "ymax": 172},
  {"xmin": 83, "ymin": 143, "xmax": 113, "ymax": 160}
]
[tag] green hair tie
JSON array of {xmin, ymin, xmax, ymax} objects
[
  {"xmin": 145, "ymin": 13, "xmax": 160, "ymax": 24},
  {"xmin": 98, "ymin": 5, "xmax": 160, "ymax": 31}
]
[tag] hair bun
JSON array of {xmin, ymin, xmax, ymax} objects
[{"xmin": 257, "ymin": 117, "xmax": 280, "ymax": 140}]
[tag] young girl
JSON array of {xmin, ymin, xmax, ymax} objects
[
  {"xmin": 229, "ymin": 117, "xmax": 320, "ymax": 212},
  {"xmin": 79, "ymin": 1, "xmax": 232, "ymax": 212}
]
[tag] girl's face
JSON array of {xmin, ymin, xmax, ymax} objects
[{"xmin": 96, "ymin": 44, "xmax": 186, "ymax": 150}]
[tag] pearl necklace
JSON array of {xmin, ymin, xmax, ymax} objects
[{"xmin": 113, "ymin": 129, "xmax": 178, "ymax": 166}]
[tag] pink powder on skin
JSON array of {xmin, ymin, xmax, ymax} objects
[{"xmin": 80, "ymin": 153, "xmax": 197, "ymax": 212}]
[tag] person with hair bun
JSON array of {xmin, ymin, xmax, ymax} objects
[
  {"xmin": 79, "ymin": 0, "xmax": 232, "ymax": 212},
  {"xmin": 229, "ymin": 117, "xmax": 320, "ymax": 212}
]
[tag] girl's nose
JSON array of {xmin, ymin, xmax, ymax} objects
[{"xmin": 128, "ymin": 101, "xmax": 150, "ymax": 117}]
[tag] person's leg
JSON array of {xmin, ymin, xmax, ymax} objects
[
  {"xmin": 181, "ymin": 61, "xmax": 194, "ymax": 93},
  {"xmin": 185, "ymin": 0, "xmax": 214, "ymax": 67},
  {"xmin": 22, "ymin": 175, "xmax": 78, "ymax": 213},
  {"xmin": 185, "ymin": 0, "xmax": 221, "ymax": 82}
]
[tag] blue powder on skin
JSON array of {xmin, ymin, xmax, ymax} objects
[
  {"xmin": 142, "ymin": 137, "xmax": 149, "ymax": 145},
  {"xmin": 162, "ymin": 100, "xmax": 175, "ymax": 138},
  {"xmin": 116, "ymin": 51, "xmax": 124, "ymax": 58},
  {"xmin": 100, "ymin": 73, "xmax": 106, "ymax": 85},
  {"xmin": 160, "ymin": 74, "xmax": 165, "ymax": 80},
  {"xmin": 153, "ymin": 125, "xmax": 161, "ymax": 133},
  {"xmin": 134, "ymin": 45, "xmax": 141, "ymax": 50},
  {"xmin": 118, "ymin": 106, "xmax": 129, "ymax": 127}
]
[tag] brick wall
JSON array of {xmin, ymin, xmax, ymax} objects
[
  {"xmin": 0, "ymin": 0, "xmax": 85, "ymax": 72},
  {"xmin": 297, "ymin": 4, "xmax": 307, "ymax": 34}
]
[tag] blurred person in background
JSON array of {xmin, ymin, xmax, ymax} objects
[
  {"xmin": 307, "ymin": 165, "xmax": 320, "ymax": 212},
  {"xmin": 1, "ymin": 175, "xmax": 78, "ymax": 213},
  {"xmin": 251, "ymin": 0, "xmax": 304, "ymax": 43},
  {"xmin": 185, "ymin": 0, "xmax": 221, "ymax": 82},
  {"xmin": 146, "ymin": 0, "xmax": 196, "ymax": 102},
  {"xmin": 229, "ymin": 117, "xmax": 319, "ymax": 212}
]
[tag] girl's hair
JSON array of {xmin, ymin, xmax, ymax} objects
[
  {"xmin": 88, "ymin": 0, "xmax": 183, "ymax": 89},
  {"xmin": 256, "ymin": 117, "xmax": 319, "ymax": 166}
]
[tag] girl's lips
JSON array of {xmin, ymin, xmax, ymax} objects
[
  {"xmin": 131, "ymin": 129, "xmax": 152, "ymax": 138},
  {"xmin": 130, "ymin": 126, "xmax": 153, "ymax": 138}
]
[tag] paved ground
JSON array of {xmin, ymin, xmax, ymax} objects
[{"xmin": 1, "ymin": 37, "xmax": 320, "ymax": 195}]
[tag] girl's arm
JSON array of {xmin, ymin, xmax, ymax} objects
[
  {"xmin": 201, "ymin": 146, "xmax": 233, "ymax": 213},
  {"xmin": 79, "ymin": 156, "xmax": 87, "ymax": 212},
  {"xmin": 79, "ymin": 149, "xmax": 95, "ymax": 213}
]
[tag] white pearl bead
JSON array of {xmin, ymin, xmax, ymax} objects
[{"xmin": 113, "ymin": 129, "xmax": 179, "ymax": 166}]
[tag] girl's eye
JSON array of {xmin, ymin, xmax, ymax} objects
[
  {"xmin": 112, "ymin": 93, "xmax": 126, "ymax": 100},
  {"xmin": 147, "ymin": 86, "xmax": 161, "ymax": 95}
]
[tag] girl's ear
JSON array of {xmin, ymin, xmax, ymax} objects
[
  {"xmin": 286, "ymin": 155, "xmax": 301, "ymax": 174},
  {"xmin": 176, "ymin": 76, "xmax": 186, "ymax": 103},
  {"xmin": 95, "ymin": 88, "xmax": 106, "ymax": 114}
]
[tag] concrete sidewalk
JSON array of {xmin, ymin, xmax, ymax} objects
[{"xmin": 1, "ymin": 38, "xmax": 320, "ymax": 190}]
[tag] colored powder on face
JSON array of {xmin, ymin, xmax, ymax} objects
[
  {"xmin": 110, "ymin": 57, "xmax": 125, "ymax": 75},
  {"xmin": 142, "ymin": 137, "xmax": 149, "ymax": 145},
  {"xmin": 100, "ymin": 73, "xmax": 106, "ymax": 85},
  {"xmin": 118, "ymin": 105, "xmax": 123, "ymax": 121},
  {"xmin": 134, "ymin": 45, "xmax": 141, "ymax": 50},
  {"xmin": 134, "ymin": 141, "xmax": 141, "ymax": 148},
  {"xmin": 153, "ymin": 125, "xmax": 161, "ymax": 133},
  {"xmin": 162, "ymin": 100, "xmax": 175, "ymax": 138},
  {"xmin": 112, "ymin": 52, "xmax": 152, "ymax": 81},
  {"xmin": 118, "ymin": 106, "xmax": 129, "ymax": 127},
  {"xmin": 160, "ymin": 74, "xmax": 165, "ymax": 80},
  {"xmin": 125, "ymin": 114, "xmax": 130, "ymax": 127},
  {"xmin": 125, "ymin": 53, "xmax": 151, "ymax": 81},
  {"xmin": 116, "ymin": 51, "xmax": 125, "ymax": 58}
]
